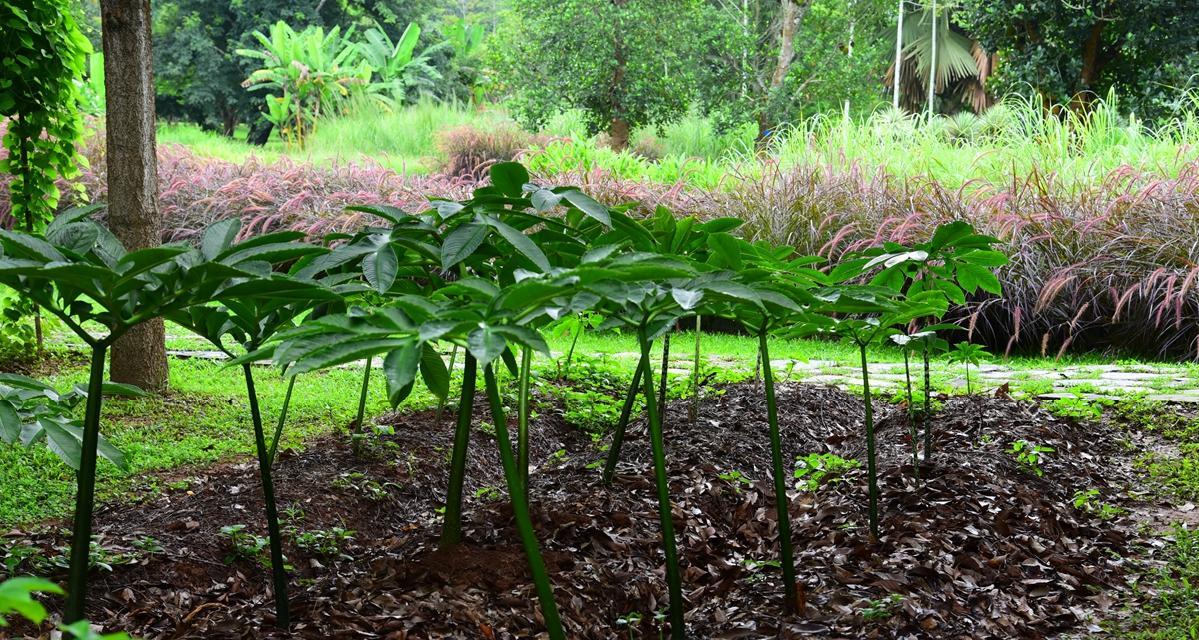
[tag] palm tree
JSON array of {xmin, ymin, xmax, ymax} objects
[{"xmin": 885, "ymin": 2, "xmax": 995, "ymax": 115}]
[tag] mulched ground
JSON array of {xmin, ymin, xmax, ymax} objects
[{"xmin": 2, "ymin": 382, "xmax": 1164, "ymax": 639}]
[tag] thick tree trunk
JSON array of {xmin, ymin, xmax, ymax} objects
[
  {"xmin": 757, "ymin": 0, "xmax": 807, "ymax": 144},
  {"xmin": 1072, "ymin": 22, "xmax": 1106, "ymax": 113},
  {"xmin": 101, "ymin": 0, "xmax": 169, "ymax": 392},
  {"xmin": 608, "ymin": 117, "xmax": 630, "ymax": 151}
]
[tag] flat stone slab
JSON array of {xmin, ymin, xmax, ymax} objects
[
  {"xmin": 1038, "ymin": 392, "xmax": 1122, "ymax": 401},
  {"xmin": 1148, "ymin": 394, "xmax": 1199, "ymax": 403},
  {"xmin": 1099, "ymin": 371, "xmax": 1169, "ymax": 382}
]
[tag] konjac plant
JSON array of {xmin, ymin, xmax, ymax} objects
[{"xmin": 167, "ymin": 218, "xmax": 348, "ymax": 627}]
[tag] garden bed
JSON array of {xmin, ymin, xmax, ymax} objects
[{"xmin": 5, "ymin": 383, "xmax": 1161, "ymax": 638}]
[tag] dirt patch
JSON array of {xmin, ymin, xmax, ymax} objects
[{"xmin": 1, "ymin": 383, "xmax": 1171, "ymax": 638}]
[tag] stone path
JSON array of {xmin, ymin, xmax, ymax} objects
[{"xmin": 153, "ymin": 345, "xmax": 1199, "ymax": 405}]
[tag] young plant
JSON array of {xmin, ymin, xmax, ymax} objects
[
  {"xmin": 707, "ymin": 235, "xmax": 825, "ymax": 614},
  {"xmin": 1009, "ymin": 439, "xmax": 1054, "ymax": 477},
  {"xmin": 0, "ymin": 206, "xmax": 244, "ymax": 623},
  {"xmin": 812, "ymin": 284, "xmax": 947, "ymax": 540},
  {"xmin": 948, "ymin": 342, "xmax": 992, "ymax": 427},
  {"xmin": 168, "ymin": 219, "xmax": 344, "ymax": 627},
  {"xmin": 889, "ymin": 327, "xmax": 951, "ymax": 476},
  {"xmin": 856, "ymin": 221, "xmax": 1007, "ymax": 458},
  {"xmin": 0, "ymin": 374, "xmax": 142, "ymax": 471}
]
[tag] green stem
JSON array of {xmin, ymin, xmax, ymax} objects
[
  {"xmin": 434, "ymin": 345, "xmax": 459, "ymax": 424},
  {"xmin": 760, "ymin": 330, "xmax": 798, "ymax": 613},
  {"xmin": 923, "ymin": 346, "xmax": 932, "ymax": 460},
  {"xmin": 563, "ymin": 324, "xmax": 581, "ymax": 378},
  {"xmin": 602, "ymin": 352, "xmax": 647, "ymax": 486},
  {"xmin": 639, "ymin": 331, "xmax": 685, "ymax": 640},
  {"xmin": 482, "ymin": 365, "xmax": 566, "ymax": 640},
  {"xmin": 859, "ymin": 343, "xmax": 880, "ymax": 541},
  {"xmin": 267, "ymin": 375, "xmax": 296, "ymax": 467},
  {"xmin": 354, "ymin": 360, "xmax": 371, "ymax": 430},
  {"xmin": 517, "ymin": 347, "xmax": 532, "ymax": 496},
  {"xmin": 658, "ymin": 332, "xmax": 670, "ymax": 421},
  {"xmin": 690, "ymin": 316, "xmax": 701, "ymax": 426},
  {"xmin": 242, "ymin": 364, "xmax": 290, "ymax": 628},
  {"xmin": 64, "ymin": 345, "xmax": 107, "ymax": 624},
  {"xmin": 903, "ymin": 350, "xmax": 918, "ymax": 482},
  {"xmin": 441, "ymin": 353, "xmax": 478, "ymax": 547}
]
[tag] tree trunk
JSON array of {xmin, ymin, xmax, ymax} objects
[
  {"xmin": 101, "ymin": 0, "xmax": 168, "ymax": 392},
  {"xmin": 892, "ymin": 0, "xmax": 904, "ymax": 109},
  {"xmin": 771, "ymin": 0, "xmax": 799, "ymax": 90},
  {"xmin": 608, "ymin": 117, "xmax": 630, "ymax": 151},
  {"xmin": 1072, "ymin": 22, "xmax": 1106, "ymax": 113}
]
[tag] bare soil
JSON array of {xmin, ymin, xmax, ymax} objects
[{"xmin": 2, "ymin": 383, "xmax": 1172, "ymax": 639}]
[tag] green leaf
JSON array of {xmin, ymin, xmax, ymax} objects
[
  {"xmin": 0, "ymin": 230, "xmax": 64, "ymax": 263},
  {"xmin": 363, "ymin": 244, "xmax": 399, "ymax": 294},
  {"xmin": 201, "ymin": 218, "xmax": 242, "ymax": 260},
  {"xmin": 441, "ymin": 223, "xmax": 489, "ymax": 270},
  {"xmin": 957, "ymin": 263, "xmax": 1002, "ymax": 295},
  {"xmin": 0, "ymin": 577, "xmax": 62, "ymax": 625},
  {"xmin": 490, "ymin": 162, "xmax": 530, "ymax": 197},
  {"xmin": 383, "ymin": 343, "xmax": 420, "ymax": 407},
  {"xmin": 492, "ymin": 325, "xmax": 550, "ymax": 355},
  {"xmin": 467, "ymin": 325, "xmax": 507, "ymax": 365},
  {"xmin": 419, "ymin": 343, "xmax": 450, "ymax": 400},
  {"xmin": 486, "ymin": 217, "xmax": 551, "ymax": 272},
  {"xmin": 40, "ymin": 419, "xmax": 82, "ymax": 470},
  {"xmin": 0, "ymin": 399, "xmax": 20, "ymax": 444},
  {"xmin": 562, "ymin": 190, "xmax": 611, "ymax": 226},
  {"xmin": 671, "ymin": 288, "xmax": 704, "ymax": 310},
  {"xmin": 707, "ymin": 233, "xmax": 743, "ymax": 269}
]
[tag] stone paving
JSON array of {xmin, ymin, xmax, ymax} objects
[{"xmin": 138, "ymin": 341, "xmax": 1199, "ymax": 405}]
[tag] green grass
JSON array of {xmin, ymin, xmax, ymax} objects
[
  {"xmin": 0, "ymin": 358, "xmax": 424, "ymax": 528},
  {"xmin": 163, "ymin": 94, "xmax": 1199, "ymax": 193},
  {"xmin": 158, "ymin": 98, "xmax": 513, "ymax": 175}
]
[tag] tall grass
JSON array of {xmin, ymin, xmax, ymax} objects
[{"xmin": 159, "ymin": 94, "xmax": 1199, "ymax": 193}]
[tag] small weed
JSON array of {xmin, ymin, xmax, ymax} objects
[
  {"xmin": 1070, "ymin": 489, "xmax": 1125, "ymax": 520},
  {"xmin": 1008, "ymin": 440, "xmax": 1054, "ymax": 477},
  {"xmin": 473, "ymin": 486, "xmax": 503, "ymax": 502},
  {"xmin": 1047, "ymin": 396, "xmax": 1106, "ymax": 421},
  {"xmin": 794, "ymin": 453, "xmax": 859, "ymax": 490},
  {"xmin": 291, "ymin": 527, "xmax": 355, "ymax": 559},
  {"xmin": 742, "ymin": 557, "xmax": 781, "ymax": 584},
  {"xmin": 330, "ymin": 472, "xmax": 396, "ymax": 501},
  {"xmin": 860, "ymin": 593, "xmax": 904, "ymax": 621},
  {"xmin": 220, "ymin": 524, "xmax": 272, "ymax": 568},
  {"xmin": 718, "ymin": 470, "xmax": 753, "ymax": 493}
]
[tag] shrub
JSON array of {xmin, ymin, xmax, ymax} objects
[{"xmin": 435, "ymin": 123, "xmax": 539, "ymax": 178}]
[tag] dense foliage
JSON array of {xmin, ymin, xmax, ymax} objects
[
  {"xmin": 489, "ymin": 0, "xmax": 707, "ymax": 148},
  {"xmin": 0, "ymin": 0, "xmax": 90, "ymax": 232},
  {"xmin": 0, "ymin": 161, "xmax": 1005, "ymax": 636},
  {"xmin": 151, "ymin": 0, "xmax": 436, "ymax": 134},
  {"xmin": 957, "ymin": 0, "xmax": 1199, "ymax": 120}
]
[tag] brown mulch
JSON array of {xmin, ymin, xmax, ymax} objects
[{"xmin": 2, "ymin": 383, "xmax": 1153, "ymax": 639}]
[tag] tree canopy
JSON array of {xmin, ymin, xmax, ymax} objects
[
  {"xmin": 490, "ymin": 0, "xmax": 708, "ymax": 149},
  {"xmin": 957, "ymin": 0, "xmax": 1199, "ymax": 119}
]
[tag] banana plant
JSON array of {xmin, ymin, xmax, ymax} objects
[
  {"xmin": 0, "ymin": 206, "xmax": 253, "ymax": 624},
  {"xmin": 165, "ymin": 219, "xmax": 346, "ymax": 628},
  {"xmin": 0, "ymin": 374, "xmax": 144, "ymax": 471}
]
